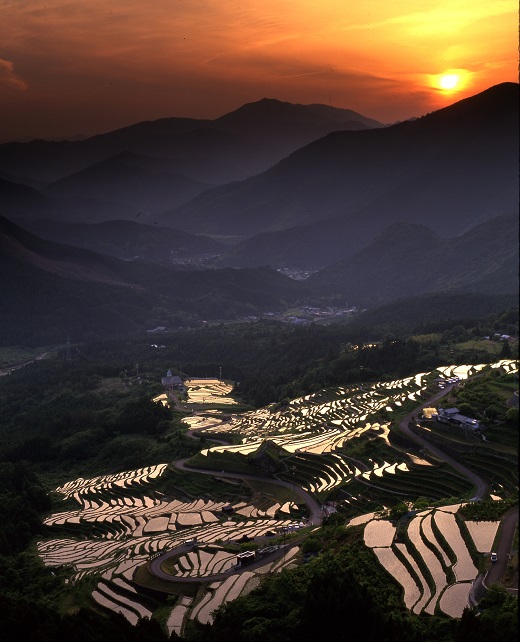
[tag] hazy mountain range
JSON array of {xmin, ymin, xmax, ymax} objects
[
  {"xmin": 0, "ymin": 98, "xmax": 384, "ymax": 186},
  {"xmin": 179, "ymin": 82, "xmax": 518, "ymax": 266},
  {"xmin": 0, "ymin": 83, "xmax": 518, "ymax": 345}
]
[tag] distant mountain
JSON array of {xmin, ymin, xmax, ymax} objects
[
  {"xmin": 306, "ymin": 214, "xmax": 519, "ymax": 306},
  {"xmin": 0, "ymin": 176, "xmax": 54, "ymax": 220},
  {"xmin": 1, "ymin": 84, "xmax": 517, "ymax": 323},
  {"xmin": 22, "ymin": 219, "xmax": 226, "ymax": 266},
  {"xmin": 0, "ymin": 216, "xmax": 308, "ymax": 346},
  {"xmin": 0, "ymin": 98, "xmax": 384, "ymax": 188},
  {"xmin": 159, "ymin": 83, "xmax": 518, "ymax": 249},
  {"xmin": 42, "ymin": 152, "xmax": 211, "ymax": 216}
]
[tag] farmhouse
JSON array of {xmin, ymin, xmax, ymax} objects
[
  {"xmin": 437, "ymin": 407, "xmax": 480, "ymax": 430},
  {"xmin": 161, "ymin": 369, "xmax": 185, "ymax": 392}
]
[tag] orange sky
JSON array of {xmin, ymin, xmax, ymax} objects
[{"xmin": 1, "ymin": 1, "xmax": 517, "ymax": 141}]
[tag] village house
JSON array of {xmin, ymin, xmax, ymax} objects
[
  {"xmin": 161, "ymin": 369, "xmax": 185, "ymax": 392},
  {"xmin": 437, "ymin": 407, "xmax": 481, "ymax": 430}
]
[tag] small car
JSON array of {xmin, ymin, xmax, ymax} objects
[{"xmin": 490, "ymin": 552, "xmax": 498, "ymax": 562}]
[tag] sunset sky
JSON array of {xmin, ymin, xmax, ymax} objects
[{"xmin": 1, "ymin": 0, "xmax": 517, "ymax": 142}]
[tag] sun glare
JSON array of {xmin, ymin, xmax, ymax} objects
[
  {"xmin": 430, "ymin": 70, "xmax": 470, "ymax": 94},
  {"xmin": 439, "ymin": 74, "xmax": 459, "ymax": 90}
]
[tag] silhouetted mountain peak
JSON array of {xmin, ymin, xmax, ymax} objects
[
  {"xmin": 216, "ymin": 97, "xmax": 385, "ymax": 130},
  {"xmin": 397, "ymin": 81, "xmax": 518, "ymax": 132}
]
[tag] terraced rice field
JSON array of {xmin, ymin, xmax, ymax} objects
[
  {"xmin": 355, "ymin": 503, "xmax": 487, "ymax": 617},
  {"xmin": 38, "ymin": 359, "xmax": 517, "ymax": 632},
  {"xmin": 464, "ymin": 521, "xmax": 500, "ymax": 552},
  {"xmin": 192, "ymin": 360, "xmax": 514, "ymax": 500},
  {"xmin": 38, "ymin": 463, "xmax": 302, "ymax": 632},
  {"xmin": 185, "ymin": 378, "xmax": 237, "ymax": 405},
  {"xmin": 193, "ymin": 364, "xmax": 499, "ymax": 450}
]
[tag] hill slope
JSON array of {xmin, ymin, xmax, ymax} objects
[
  {"xmin": 307, "ymin": 214, "xmax": 519, "ymax": 306},
  {"xmin": 21, "ymin": 219, "xmax": 226, "ymax": 266},
  {"xmin": 42, "ymin": 152, "xmax": 211, "ymax": 216}
]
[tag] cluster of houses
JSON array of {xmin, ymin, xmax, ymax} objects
[
  {"xmin": 437, "ymin": 407, "xmax": 481, "ymax": 430},
  {"xmin": 427, "ymin": 407, "xmax": 481, "ymax": 431}
]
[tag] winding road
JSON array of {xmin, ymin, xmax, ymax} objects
[
  {"xmin": 146, "ymin": 449, "xmax": 322, "ymax": 585},
  {"xmin": 150, "ymin": 378, "xmax": 517, "ymax": 593},
  {"xmin": 397, "ymin": 380, "xmax": 489, "ymax": 500}
]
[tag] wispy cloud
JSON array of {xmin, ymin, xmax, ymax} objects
[
  {"xmin": 0, "ymin": 1, "xmax": 516, "ymax": 139},
  {"xmin": 0, "ymin": 59, "xmax": 28, "ymax": 90},
  {"xmin": 279, "ymin": 71, "xmax": 330, "ymax": 79}
]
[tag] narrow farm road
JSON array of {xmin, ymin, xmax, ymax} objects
[
  {"xmin": 482, "ymin": 507, "xmax": 519, "ymax": 592},
  {"xmin": 398, "ymin": 380, "xmax": 489, "ymax": 500}
]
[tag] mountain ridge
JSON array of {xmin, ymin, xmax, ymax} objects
[
  {"xmin": 158, "ymin": 82, "xmax": 518, "ymax": 240},
  {"xmin": 0, "ymin": 98, "xmax": 384, "ymax": 186}
]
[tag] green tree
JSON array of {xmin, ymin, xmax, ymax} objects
[
  {"xmin": 389, "ymin": 501, "xmax": 409, "ymax": 521},
  {"xmin": 458, "ymin": 402, "xmax": 478, "ymax": 417},
  {"xmin": 485, "ymin": 405, "xmax": 501, "ymax": 420},
  {"xmin": 301, "ymin": 537, "xmax": 322, "ymax": 555},
  {"xmin": 500, "ymin": 340, "xmax": 512, "ymax": 358}
]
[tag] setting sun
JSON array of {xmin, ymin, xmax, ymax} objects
[
  {"xmin": 431, "ymin": 70, "xmax": 470, "ymax": 94},
  {"xmin": 440, "ymin": 74, "xmax": 460, "ymax": 90}
]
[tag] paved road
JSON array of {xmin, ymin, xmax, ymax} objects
[
  {"xmin": 483, "ymin": 508, "xmax": 519, "ymax": 592},
  {"xmin": 149, "ymin": 438, "xmax": 320, "ymax": 585},
  {"xmin": 148, "ymin": 539, "xmax": 295, "ymax": 584},
  {"xmin": 398, "ymin": 381, "xmax": 489, "ymax": 500}
]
